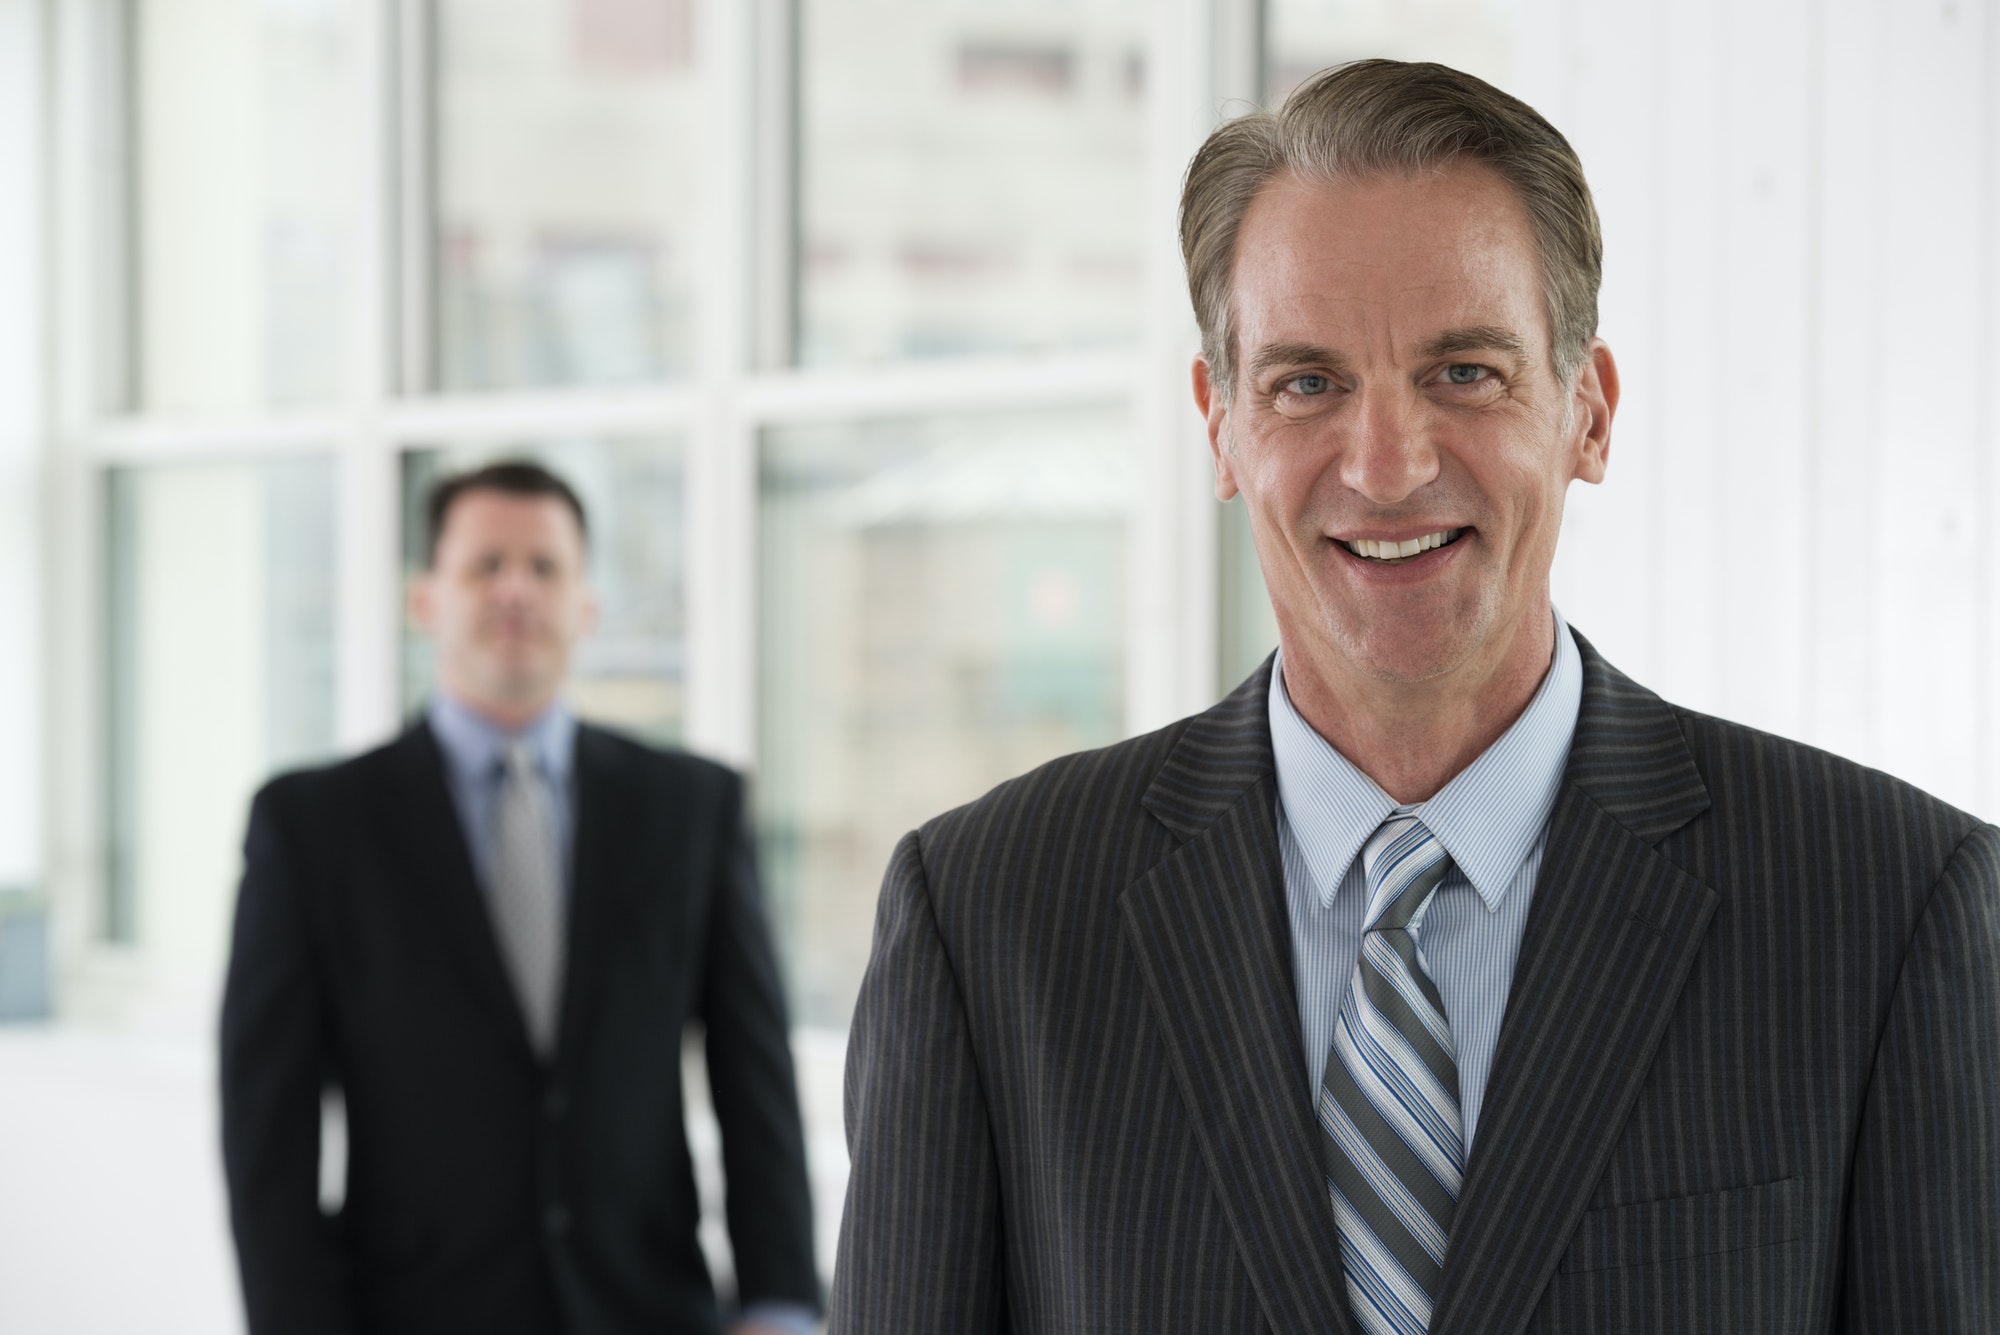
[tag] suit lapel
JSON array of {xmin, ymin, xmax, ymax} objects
[
  {"xmin": 380, "ymin": 724, "xmax": 538, "ymax": 1067},
  {"xmin": 555, "ymin": 725, "xmax": 632, "ymax": 1065},
  {"xmin": 1119, "ymin": 663, "xmax": 1358, "ymax": 1335},
  {"xmin": 1430, "ymin": 634, "xmax": 1719, "ymax": 1335}
]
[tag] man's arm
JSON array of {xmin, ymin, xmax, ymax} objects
[
  {"xmin": 828, "ymin": 830, "xmax": 1005, "ymax": 1334},
  {"xmin": 219, "ymin": 781, "xmax": 354, "ymax": 1335},
  {"xmin": 699, "ymin": 770, "xmax": 821, "ymax": 1320},
  {"xmin": 1841, "ymin": 821, "xmax": 2000, "ymax": 1331}
]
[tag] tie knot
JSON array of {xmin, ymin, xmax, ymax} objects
[
  {"xmin": 501, "ymin": 739, "xmax": 539, "ymax": 783},
  {"xmin": 1360, "ymin": 814, "xmax": 1451, "ymax": 933}
]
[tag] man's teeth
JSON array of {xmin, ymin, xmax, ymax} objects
[{"xmin": 1344, "ymin": 529, "xmax": 1462, "ymax": 561}]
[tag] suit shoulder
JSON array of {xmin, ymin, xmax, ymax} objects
[
  {"xmin": 252, "ymin": 732, "xmax": 410, "ymax": 814},
  {"xmin": 239, "ymin": 734, "xmax": 438, "ymax": 872},
  {"xmin": 576, "ymin": 722, "xmax": 741, "ymax": 795},
  {"xmin": 912, "ymin": 715, "xmax": 1199, "ymax": 873},
  {"xmin": 1668, "ymin": 702, "xmax": 1991, "ymax": 879}
]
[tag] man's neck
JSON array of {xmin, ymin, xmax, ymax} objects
[
  {"xmin": 1279, "ymin": 608, "xmax": 1557, "ymax": 805},
  {"xmin": 435, "ymin": 681, "xmax": 562, "ymax": 736}
]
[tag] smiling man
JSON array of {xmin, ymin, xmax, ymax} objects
[
  {"xmin": 832, "ymin": 61, "xmax": 1999, "ymax": 1334},
  {"xmin": 221, "ymin": 461, "xmax": 819, "ymax": 1335}
]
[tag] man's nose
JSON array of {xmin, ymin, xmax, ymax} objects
[
  {"xmin": 1338, "ymin": 390, "xmax": 1438, "ymax": 505},
  {"xmin": 491, "ymin": 560, "xmax": 537, "ymax": 598}
]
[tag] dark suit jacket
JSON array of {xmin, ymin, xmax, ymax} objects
[
  {"xmin": 221, "ymin": 721, "xmax": 819, "ymax": 1335},
  {"xmin": 831, "ymin": 630, "xmax": 2000, "ymax": 1333}
]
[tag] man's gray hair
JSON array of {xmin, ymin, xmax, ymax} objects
[{"xmin": 1180, "ymin": 59, "xmax": 1603, "ymax": 400}]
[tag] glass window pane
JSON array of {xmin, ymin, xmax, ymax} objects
[
  {"xmin": 399, "ymin": 438, "xmax": 687, "ymax": 742},
  {"xmin": 797, "ymin": 0, "xmax": 1149, "ymax": 366},
  {"xmin": 1263, "ymin": 0, "xmax": 1518, "ymax": 101},
  {"xmin": 133, "ymin": 0, "xmax": 357, "ymax": 413},
  {"xmin": 434, "ymin": 0, "xmax": 702, "ymax": 391},
  {"xmin": 758, "ymin": 408, "xmax": 1131, "ymax": 1025},
  {"xmin": 106, "ymin": 458, "xmax": 337, "ymax": 967}
]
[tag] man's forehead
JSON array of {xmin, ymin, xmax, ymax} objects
[
  {"xmin": 1248, "ymin": 160, "xmax": 1529, "ymax": 231},
  {"xmin": 446, "ymin": 490, "xmax": 576, "ymax": 528},
  {"xmin": 439, "ymin": 491, "xmax": 586, "ymax": 550},
  {"xmin": 1231, "ymin": 165, "xmax": 1549, "ymax": 362},
  {"xmin": 1240, "ymin": 169, "xmax": 1537, "ymax": 276}
]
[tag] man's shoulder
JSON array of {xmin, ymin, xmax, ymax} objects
[
  {"xmin": 1575, "ymin": 630, "xmax": 1986, "ymax": 865},
  {"xmin": 573, "ymin": 720, "xmax": 740, "ymax": 797},
  {"xmin": 254, "ymin": 728, "xmax": 424, "ymax": 812},
  {"xmin": 915, "ymin": 661, "xmax": 1272, "ymax": 852},
  {"xmin": 909, "ymin": 708, "xmax": 1247, "ymax": 896},
  {"xmin": 260, "ymin": 718, "xmax": 740, "ymax": 797},
  {"xmin": 244, "ymin": 732, "xmax": 457, "ymax": 865},
  {"xmin": 1670, "ymin": 699, "xmax": 1981, "ymax": 838},
  {"xmin": 1628, "ymin": 686, "xmax": 1996, "ymax": 907},
  {"xmin": 946, "ymin": 720, "xmax": 1189, "ymax": 821}
]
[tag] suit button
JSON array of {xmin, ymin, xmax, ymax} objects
[
  {"xmin": 544, "ymin": 1205, "xmax": 572, "ymax": 1238},
  {"xmin": 543, "ymin": 1087, "xmax": 568, "ymax": 1121}
]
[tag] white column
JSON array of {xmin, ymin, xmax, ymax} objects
[
  {"xmin": 683, "ymin": 0, "xmax": 766, "ymax": 771},
  {"xmin": 1128, "ymin": 0, "xmax": 1223, "ymax": 732},
  {"xmin": 0, "ymin": 0, "xmax": 48, "ymax": 929}
]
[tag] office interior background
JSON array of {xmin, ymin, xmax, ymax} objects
[{"xmin": 0, "ymin": 0, "xmax": 1995, "ymax": 1328}]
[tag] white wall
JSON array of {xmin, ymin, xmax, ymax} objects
[{"xmin": 1530, "ymin": 0, "xmax": 2000, "ymax": 819}]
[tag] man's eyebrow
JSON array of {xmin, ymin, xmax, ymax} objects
[
  {"xmin": 1245, "ymin": 342, "xmax": 1350, "ymax": 381},
  {"xmin": 1418, "ymin": 325, "xmax": 1530, "ymax": 360}
]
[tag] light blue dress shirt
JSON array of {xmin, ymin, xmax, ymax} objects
[
  {"xmin": 1269, "ymin": 606, "xmax": 1582, "ymax": 1154},
  {"xmin": 425, "ymin": 693, "xmax": 818, "ymax": 1335},
  {"xmin": 427, "ymin": 693, "xmax": 578, "ymax": 899}
]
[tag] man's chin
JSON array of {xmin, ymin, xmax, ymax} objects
[
  {"xmin": 464, "ymin": 662, "xmax": 562, "ymax": 709},
  {"xmin": 1318, "ymin": 612, "xmax": 1489, "ymax": 687}
]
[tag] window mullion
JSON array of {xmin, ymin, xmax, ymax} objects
[
  {"xmin": 334, "ymin": 0, "xmax": 400, "ymax": 754},
  {"xmin": 684, "ymin": 0, "xmax": 766, "ymax": 770},
  {"xmin": 390, "ymin": 0, "xmax": 432, "ymax": 398},
  {"xmin": 1129, "ymin": 0, "xmax": 1223, "ymax": 734}
]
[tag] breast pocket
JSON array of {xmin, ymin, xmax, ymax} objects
[{"xmin": 1557, "ymin": 1174, "xmax": 1803, "ymax": 1275}]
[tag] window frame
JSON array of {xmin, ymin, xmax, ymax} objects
[{"xmin": 46, "ymin": 0, "xmax": 1261, "ymax": 1004}]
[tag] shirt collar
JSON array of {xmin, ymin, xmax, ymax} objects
[
  {"xmin": 427, "ymin": 691, "xmax": 578, "ymax": 790},
  {"xmin": 1268, "ymin": 605, "xmax": 1583, "ymax": 913}
]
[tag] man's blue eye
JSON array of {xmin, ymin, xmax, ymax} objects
[
  {"xmin": 1445, "ymin": 364, "xmax": 1486, "ymax": 384},
  {"xmin": 1289, "ymin": 374, "xmax": 1330, "ymax": 395}
]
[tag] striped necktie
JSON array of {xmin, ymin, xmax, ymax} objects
[
  {"xmin": 492, "ymin": 739, "xmax": 565, "ymax": 1056},
  {"xmin": 1317, "ymin": 814, "xmax": 1465, "ymax": 1335}
]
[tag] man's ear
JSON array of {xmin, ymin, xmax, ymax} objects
[
  {"xmin": 1569, "ymin": 338, "xmax": 1619, "ymax": 485},
  {"xmin": 1192, "ymin": 356, "xmax": 1238, "ymax": 501},
  {"xmin": 409, "ymin": 570, "xmax": 436, "ymax": 633}
]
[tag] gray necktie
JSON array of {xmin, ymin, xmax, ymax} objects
[
  {"xmin": 491, "ymin": 739, "xmax": 565, "ymax": 1055},
  {"xmin": 1317, "ymin": 814, "xmax": 1465, "ymax": 1335}
]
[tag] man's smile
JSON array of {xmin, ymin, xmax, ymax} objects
[{"xmin": 1337, "ymin": 527, "xmax": 1466, "ymax": 564}]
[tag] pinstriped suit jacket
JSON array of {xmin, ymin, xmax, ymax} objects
[{"xmin": 830, "ymin": 629, "xmax": 2000, "ymax": 1333}]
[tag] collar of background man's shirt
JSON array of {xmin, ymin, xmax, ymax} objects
[
  {"xmin": 1268, "ymin": 604, "xmax": 1583, "ymax": 914},
  {"xmin": 427, "ymin": 691, "xmax": 578, "ymax": 793}
]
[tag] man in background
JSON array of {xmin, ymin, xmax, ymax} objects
[
  {"xmin": 833, "ymin": 61, "xmax": 1999, "ymax": 1332},
  {"xmin": 221, "ymin": 461, "xmax": 819, "ymax": 1334}
]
